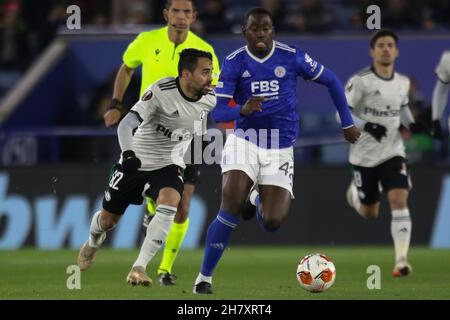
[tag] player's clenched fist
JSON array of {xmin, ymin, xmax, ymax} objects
[
  {"xmin": 104, "ymin": 99, "xmax": 124, "ymax": 127},
  {"xmin": 240, "ymin": 96, "xmax": 265, "ymax": 116},
  {"xmin": 343, "ymin": 125, "xmax": 361, "ymax": 144},
  {"xmin": 121, "ymin": 150, "xmax": 141, "ymax": 174}
]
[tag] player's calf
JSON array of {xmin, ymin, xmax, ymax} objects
[
  {"xmin": 257, "ymin": 185, "xmax": 291, "ymax": 232},
  {"xmin": 359, "ymin": 205, "xmax": 379, "ymax": 220},
  {"xmin": 258, "ymin": 214, "xmax": 282, "ymax": 232}
]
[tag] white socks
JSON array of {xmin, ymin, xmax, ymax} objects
[
  {"xmin": 391, "ymin": 208, "xmax": 412, "ymax": 263},
  {"xmin": 133, "ymin": 205, "xmax": 177, "ymax": 269},
  {"xmin": 89, "ymin": 211, "xmax": 106, "ymax": 248},
  {"xmin": 195, "ymin": 273, "xmax": 212, "ymax": 285}
]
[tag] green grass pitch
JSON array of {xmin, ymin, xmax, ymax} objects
[{"xmin": 1, "ymin": 247, "xmax": 449, "ymax": 300}]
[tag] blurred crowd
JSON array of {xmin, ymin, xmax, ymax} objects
[
  {"xmin": 1, "ymin": 0, "xmax": 450, "ymax": 98},
  {"xmin": 0, "ymin": 0, "xmax": 448, "ymax": 164}
]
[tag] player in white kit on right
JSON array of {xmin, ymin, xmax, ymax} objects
[
  {"xmin": 344, "ymin": 30, "xmax": 425, "ymax": 277},
  {"xmin": 431, "ymin": 50, "xmax": 450, "ymax": 138}
]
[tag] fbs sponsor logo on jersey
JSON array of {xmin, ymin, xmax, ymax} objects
[
  {"xmin": 156, "ymin": 124, "xmax": 192, "ymax": 141},
  {"xmin": 251, "ymin": 80, "xmax": 280, "ymax": 100},
  {"xmin": 364, "ymin": 106, "xmax": 400, "ymax": 117}
]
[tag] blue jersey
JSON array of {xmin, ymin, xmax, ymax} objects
[{"xmin": 215, "ymin": 41, "xmax": 324, "ymax": 149}]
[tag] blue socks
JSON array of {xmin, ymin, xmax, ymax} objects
[{"xmin": 200, "ymin": 209, "xmax": 239, "ymax": 276}]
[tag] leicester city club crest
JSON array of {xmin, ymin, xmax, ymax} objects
[{"xmin": 274, "ymin": 66, "xmax": 286, "ymax": 78}]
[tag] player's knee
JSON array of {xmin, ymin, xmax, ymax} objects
[
  {"xmin": 157, "ymin": 188, "xmax": 181, "ymax": 208},
  {"xmin": 100, "ymin": 214, "xmax": 118, "ymax": 230}
]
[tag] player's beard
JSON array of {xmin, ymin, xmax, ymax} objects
[{"xmin": 200, "ymin": 82, "xmax": 213, "ymax": 96}]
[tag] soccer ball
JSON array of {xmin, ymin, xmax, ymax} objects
[{"xmin": 296, "ymin": 253, "xmax": 336, "ymax": 292}]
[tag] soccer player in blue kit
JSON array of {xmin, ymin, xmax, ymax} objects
[{"xmin": 193, "ymin": 7, "xmax": 361, "ymax": 294}]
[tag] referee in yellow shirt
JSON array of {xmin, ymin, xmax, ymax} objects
[{"xmin": 104, "ymin": 0, "xmax": 220, "ymax": 286}]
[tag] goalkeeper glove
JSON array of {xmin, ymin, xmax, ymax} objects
[
  {"xmin": 364, "ymin": 122, "xmax": 387, "ymax": 142},
  {"xmin": 121, "ymin": 150, "xmax": 141, "ymax": 174}
]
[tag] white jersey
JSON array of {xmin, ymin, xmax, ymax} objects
[
  {"xmin": 436, "ymin": 50, "xmax": 450, "ymax": 83},
  {"xmin": 129, "ymin": 77, "xmax": 216, "ymax": 171},
  {"xmin": 345, "ymin": 67, "xmax": 410, "ymax": 167}
]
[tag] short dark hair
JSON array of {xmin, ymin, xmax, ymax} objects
[
  {"xmin": 370, "ymin": 29, "xmax": 399, "ymax": 48},
  {"xmin": 178, "ymin": 48, "xmax": 212, "ymax": 76},
  {"xmin": 165, "ymin": 0, "xmax": 196, "ymax": 10},
  {"xmin": 244, "ymin": 7, "xmax": 272, "ymax": 25}
]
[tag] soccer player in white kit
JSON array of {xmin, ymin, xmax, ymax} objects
[
  {"xmin": 431, "ymin": 50, "xmax": 450, "ymax": 138},
  {"xmin": 344, "ymin": 30, "xmax": 424, "ymax": 277},
  {"xmin": 77, "ymin": 49, "xmax": 216, "ymax": 286}
]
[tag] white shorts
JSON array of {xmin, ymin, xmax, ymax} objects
[{"xmin": 221, "ymin": 133, "xmax": 294, "ymax": 198}]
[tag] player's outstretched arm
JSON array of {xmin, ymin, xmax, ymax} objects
[
  {"xmin": 314, "ymin": 68, "xmax": 360, "ymax": 144},
  {"xmin": 335, "ymin": 111, "xmax": 366, "ymax": 130},
  {"xmin": 211, "ymin": 96, "xmax": 263, "ymax": 122},
  {"xmin": 104, "ymin": 64, "xmax": 136, "ymax": 127}
]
